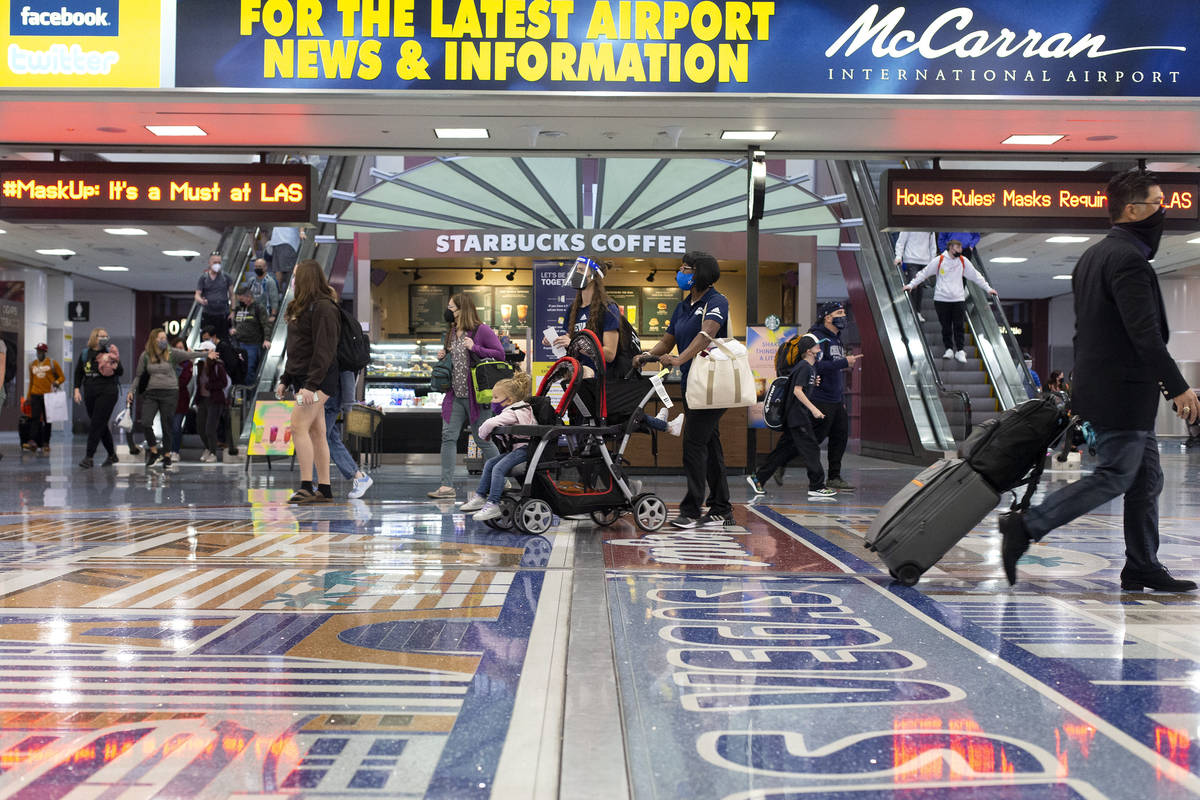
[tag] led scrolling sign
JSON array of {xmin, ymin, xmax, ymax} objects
[
  {"xmin": 0, "ymin": 162, "xmax": 316, "ymax": 224},
  {"xmin": 883, "ymin": 170, "xmax": 1200, "ymax": 232}
]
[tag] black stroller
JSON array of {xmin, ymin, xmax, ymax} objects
[{"xmin": 483, "ymin": 330, "xmax": 670, "ymax": 535}]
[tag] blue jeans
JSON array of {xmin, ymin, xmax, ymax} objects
[
  {"xmin": 315, "ymin": 370, "xmax": 359, "ymax": 481},
  {"xmin": 441, "ymin": 396, "xmax": 499, "ymax": 486},
  {"xmin": 171, "ymin": 412, "xmax": 186, "ymax": 453},
  {"xmin": 241, "ymin": 343, "xmax": 261, "ymax": 382},
  {"xmin": 1024, "ymin": 428, "xmax": 1164, "ymax": 572},
  {"xmin": 477, "ymin": 447, "xmax": 528, "ymax": 503}
]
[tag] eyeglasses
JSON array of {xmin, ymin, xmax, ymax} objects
[
  {"xmin": 1130, "ymin": 197, "xmax": 1165, "ymax": 207},
  {"xmin": 677, "ymin": 265, "xmax": 694, "ymax": 273}
]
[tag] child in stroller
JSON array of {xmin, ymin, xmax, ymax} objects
[
  {"xmin": 460, "ymin": 372, "xmax": 537, "ymax": 521},
  {"xmin": 480, "ymin": 330, "xmax": 672, "ymax": 535}
]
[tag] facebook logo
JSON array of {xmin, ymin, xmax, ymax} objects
[{"xmin": 11, "ymin": 1, "xmax": 119, "ymax": 37}]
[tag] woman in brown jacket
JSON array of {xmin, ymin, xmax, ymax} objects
[{"xmin": 275, "ymin": 259, "xmax": 340, "ymax": 503}]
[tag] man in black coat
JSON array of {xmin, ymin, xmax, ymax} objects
[{"xmin": 1001, "ymin": 169, "xmax": 1200, "ymax": 591}]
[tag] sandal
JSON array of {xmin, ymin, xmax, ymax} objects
[{"xmin": 288, "ymin": 489, "xmax": 317, "ymax": 504}]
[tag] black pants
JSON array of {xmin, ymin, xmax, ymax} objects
[
  {"xmin": 756, "ymin": 417, "xmax": 825, "ymax": 489},
  {"xmin": 83, "ymin": 388, "xmax": 118, "ymax": 458},
  {"xmin": 29, "ymin": 393, "xmax": 52, "ymax": 447},
  {"xmin": 140, "ymin": 388, "xmax": 177, "ymax": 450},
  {"xmin": 811, "ymin": 400, "xmax": 849, "ymax": 481},
  {"xmin": 934, "ymin": 300, "xmax": 967, "ymax": 351},
  {"xmin": 196, "ymin": 403, "xmax": 224, "ymax": 456},
  {"xmin": 200, "ymin": 309, "xmax": 230, "ymax": 337},
  {"xmin": 902, "ymin": 263, "xmax": 928, "ymax": 311},
  {"xmin": 680, "ymin": 404, "xmax": 731, "ymax": 518}
]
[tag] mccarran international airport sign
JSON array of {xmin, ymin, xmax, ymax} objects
[{"xmin": 160, "ymin": 0, "xmax": 1200, "ymax": 97}]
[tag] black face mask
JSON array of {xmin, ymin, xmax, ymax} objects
[
  {"xmin": 255, "ymin": 268, "xmax": 265, "ymax": 276},
  {"xmin": 1118, "ymin": 206, "xmax": 1166, "ymax": 259},
  {"xmin": 444, "ymin": 308, "xmax": 456, "ymax": 324}
]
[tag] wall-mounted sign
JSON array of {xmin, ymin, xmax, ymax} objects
[
  {"xmin": 67, "ymin": 301, "xmax": 90, "ymax": 322},
  {"xmin": 409, "ymin": 284, "xmax": 450, "ymax": 335},
  {"xmin": 452, "ymin": 285, "xmax": 494, "ymax": 327},
  {"xmin": 1, "ymin": 0, "xmax": 161, "ymax": 88},
  {"xmin": 883, "ymin": 170, "xmax": 1200, "ymax": 232},
  {"xmin": 434, "ymin": 230, "xmax": 688, "ymax": 258},
  {"xmin": 0, "ymin": 162, "xmax": 315, "ymax": 224},
  {"xmin": 170, "ymin": 1, "xmax": 1199, "ymax": 97}
]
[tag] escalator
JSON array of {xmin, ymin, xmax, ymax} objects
[{"xmin": 830, "ymin": 159, "xmax": 1036, "ymax": 461}]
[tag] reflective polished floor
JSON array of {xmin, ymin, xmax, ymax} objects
[{"xmin": 0, "ymin": 435, "xmax": 1198, "ymax": 799}]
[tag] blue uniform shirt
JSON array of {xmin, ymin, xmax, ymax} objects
[
  {"xmin": 666, "ymin": 287, "xmax": 730, "ymax": 390},
  {"xmin": 573, "ymin": 302, "xmax": 621, "ymax": 371}
]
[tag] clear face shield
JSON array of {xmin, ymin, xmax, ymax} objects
[{"xmin": 564, "ymin": 256, "xmax": 604, "ymax": 290}]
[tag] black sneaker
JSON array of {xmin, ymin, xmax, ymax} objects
[
  {"xmin": 670, "ymin": 515, "xmax": 700, "ymax": 529},
  {"xmin": 145, "ymin": 449, "xmax": 160, "ymax": 467},
  {"xmin": 699, "ymin": 512, "xmax": 735, "ymax": 528},
  {"xmin": 161, "ymin": 454, "xmax": 172, "ymax": 468},
  {"xmin": 78, "ymin": 457, "xmax": 93, "ymax": 469},
  {"xmin": 827, "ymin": 477, "xmax": 855, "ymax": 491},
  {"xmin": 128, "ymin": 442, "xmax": 140, "ymax": 456},
  {"xmin": 746, "ymin": 475, "xmax": 765, "ymax": 495},
  {"xmin": 102, "ymin": 454, "xmax": 118, "ymax": 467},
  {"xmin": 998, "ymin": 511, "xmax": 1033, "ymax": 586}
]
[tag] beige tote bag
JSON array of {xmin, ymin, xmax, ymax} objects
[{"xmin": 685, "ymin": 332, "xmax": 756, "ymax": 409}]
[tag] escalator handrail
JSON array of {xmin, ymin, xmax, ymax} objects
[
  {"xmin": 857, "ymin": 161, "xmax": 971, "ymax": 441},
  {"xmin": 967, "ymin": 251, "xmax": 1040, "ymax": 400}
]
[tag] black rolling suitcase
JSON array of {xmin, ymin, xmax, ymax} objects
[
  {"xmin": 864, "ymin": 459, "xmax": 1000, "ymax": 585},
  {"xmin": 866, "ymin": 395, "xmax": 1074, "ymax": 586}
]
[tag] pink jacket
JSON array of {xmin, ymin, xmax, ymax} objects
[{"xmin": 478, "ymin": 401, "xmax": 536, "ymax": 441}]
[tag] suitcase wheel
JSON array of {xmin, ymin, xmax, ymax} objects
[{"xmin": 892, "ymin": 563, "xmax": 923, "ymax": 587}]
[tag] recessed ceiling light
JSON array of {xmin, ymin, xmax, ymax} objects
[
  {"xmin": 1002, "ymin": 134, "xmax": 1065, "ymax": 145},
  {"xmin": 104, "ymin": 227, "xmax": 147, "ymax": 236},
  {"xmin": 145, "ymin": 125, "xmax": 207, "ymax": 137},
  {"xmin": 0, "ymin": 229, "xmax": 6, "ymax": 234},
  {"xmin": 633, "ymin": 258, "xmax": 646, "ymax": 262},
  {"xmin": 721, "ymin": 130, "xmax": 777, "ymax": 141},
  {"xmin": 162, "ymin": 249, "xmax": 201, "ymax": 257},
  {"xmin": 1052, "ymin": 274, "xmax": 1073, "ymax": 280},
  {"xmin": 491, "ymin": 268, "xmax": 502, "ymax": 272},
  {"xmin": 990, "ymin": 257, "xmax": 1028, "ymax": 263},
  {"xmin": 98, "ymin": 265, "xmax": 129, "ymax": 272},
  {"xmin": 1046, "ymin": 236, "xmax": 1090, "ymax": 244},
  {"xmin": 1188, "ymin": 237, "xmax": 1200, "ymax": 244},
  {"xmin": 36, "ymin": 248, "xmax": 75, "ymax": 256},
  {"xmin": 435, "ymin": 128, "xmax": 489, "ymax": 139},
  {"xmin": 403, "ymin": 257, "xmax": 415, "ymax": 261}
]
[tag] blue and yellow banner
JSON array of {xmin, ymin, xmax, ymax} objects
[
  {"xmin": 169, "ymin": 0, "xmax": 1200, "ymax": 96},
  {"xmin": 1, "ymin": 0, "xmax": 160, "ymax": 87}
]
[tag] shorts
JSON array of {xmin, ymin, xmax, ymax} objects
[{"xmin": 288, "ymin": 364, "xmax": 339, "ymax": 398}]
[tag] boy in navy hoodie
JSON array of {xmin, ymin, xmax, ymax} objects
[{"xmin": 807, "ymin": 301, "xmax": 863, "ymax": 490}]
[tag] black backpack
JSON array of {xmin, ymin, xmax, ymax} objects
[
  {"xmin": 959, "ymin": 395, "xmax": 1071, "ymax": 492},
  {"xmin": 762, "ymin": 375, "xmax": 791, "ymax": 430},
  {"xmin": 336, "ymin": 305, "xmax": 370, "ymax": 374}
]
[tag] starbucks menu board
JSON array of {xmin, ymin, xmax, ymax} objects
[
  {"xmin": 493, "ymin": 286, "xmax": 533, "ymax": 335},
  {"xmin": 607, "ymin": 288, "xmax": 640, "ymax": 331},
  {"xmin": 409, "ymin": 285, "xmax": 449, "ymax": 334},
  {"xmin": 641, "ymin": 287, "xmax": 680, "ymax": 338},
  {"xmin": 453, "ymin": 285, "xmax": 494, "ymax": 327}
]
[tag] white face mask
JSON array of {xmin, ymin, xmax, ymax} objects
[{"xmin": 211, "ymin": 262, "xmax": 222, "ymax": 273}]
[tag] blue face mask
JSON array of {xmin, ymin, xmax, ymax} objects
[
  {"xmin": 676, "ymin": 271, "xmax": 694, "ymax": 291},
  {"xmin": 832, "ymin": 317, "xmax": 847, "ymax": 330},
  {"xmin": 490, "ymin": 401, "xmax": 506, "ymax": 416}
]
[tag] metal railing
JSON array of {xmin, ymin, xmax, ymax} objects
[
  {"xmin": 964, "ymin": 250, "xmax": 1039, "ymax": 406},
  {"xmin": 835, "ymin": 159, "xmax": 962, "ymax": 453}
]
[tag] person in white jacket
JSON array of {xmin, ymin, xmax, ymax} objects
[
  {"xmin": 894, "ymin": 231, "xmax": 938, "ymax": 321},
  {"xmin": 461, "ymin": 372, "xmax": 538, "ymax": 521},
  {"xmin": 903, "ymin": 238, "xmax": 998, "ymax": 363}
]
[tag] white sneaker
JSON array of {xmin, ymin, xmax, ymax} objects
[
  {"xmin": 655, "ymin": 408, "xmax": 670, "ymax": 424},
  {"xmin": 460, "ymin": 494, "xmax": 487, "ymax": 513},
  {"xmin": 348, "ymin": 472, "xmax": 373, "ymax": 500},
  {"xmin": 955, "ymin": 350, "xmax": 967, "ymax": 363},
  {"xmin": 200, "ymin": 451, "xmax": 215, "ymax": 463},
  {"xmin": 808, "ymin": 487, "xmax": 838, "ymax": 499},
  {"xmin": 666, "ymin": 414, "xmax": 683, "ymax": 437},
  {"xmin": 169, "ymin": 452, "xmax": 181, "ymax": 463},
  {"xmin": 917, "ymin": 313, "xmax": 926, "ymax": 323},
  {"xmin": 473, "ymin": 502, "xmax": 502, "ymax": 522},
  {"xmin": 942, "ymin": 348, "xmax": 954, "ymax": 360}
]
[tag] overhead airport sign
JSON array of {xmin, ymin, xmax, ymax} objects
[
  {"xmin": 883, "ymin": 170, "xmax": 1200, "ymax": 232},
  {"xmin": 0, "ymin": 162, "xmax": 316, "ymax": 224},
  {"xmin": 170, "ymin": 0, "xmax": 1200, "ymax": 97}
]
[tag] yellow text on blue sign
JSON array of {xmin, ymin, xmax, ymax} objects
[{"xmin": 238, "ymin": 0, "xmax": 776, "ymax": 85}]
